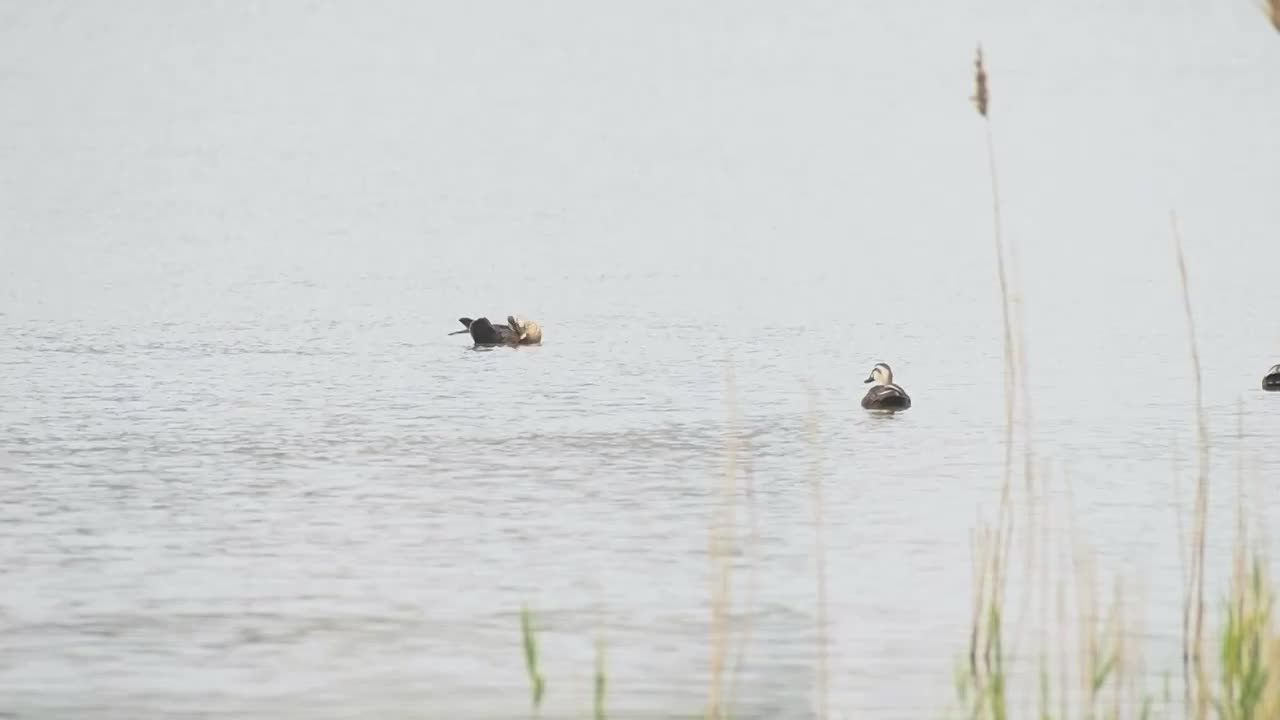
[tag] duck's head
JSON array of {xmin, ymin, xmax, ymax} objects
[{"xmin": 864, "ymin": 362, "xmax": 894, "ymax": 385}]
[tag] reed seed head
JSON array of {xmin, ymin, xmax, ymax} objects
[{"xmin": 971, "ymin": 45, "xmax": 990, "ymax": 118}]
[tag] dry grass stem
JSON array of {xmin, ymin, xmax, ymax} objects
[
  {"xmin": 727, "ymin": 435, "xmax": 760, "ymax": 702},
  {"xmin": 958, "ymin": 45, "xmax": 1031, "ymax": 720},
  {"xmin": 1171, "ymin": 210, "xmax": 1210, "ymax": 718},
  {"xmin": 706, "ymin": 361, "xmax": 740, "ymax": 719}
]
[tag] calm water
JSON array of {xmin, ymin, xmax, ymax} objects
[{"xmin": 2, "ymin": 2, "xmax": 1279, "ymax": 718}]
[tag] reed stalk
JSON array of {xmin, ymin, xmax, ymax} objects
[
  {"xmin": 1171, "ymin": 210, "xmax": 1210, "ymax": 719},
  {"xmin": 727, "ymin": 431, "xmax": 761, "ymax": 704},
  {"xmin": 964, "ymin": 45, "xmax": 1025, "ymax": 718}
]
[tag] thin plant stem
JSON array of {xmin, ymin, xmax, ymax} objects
[
  {"xmin": 707, "ymin": 359, "xmax": 739, "ymax": 720},
  {"xmin": 520, "ymin": 604, "xmax": 545, "ymax": 717},
  {"xmin": 594, "ymin": 628, "xmax": 607, "ymax": 720},
  {"xmin": 727, "ymin": 434, "xmax": 760, "ymax": 702},
  {"xmin": 1171, "ymin": 210, "xmax": 1209, "ymax": 719}
]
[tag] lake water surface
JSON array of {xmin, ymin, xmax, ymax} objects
[{"xmin": 2, "ymin": 2, "xmax": 1279, "ymax": 718}]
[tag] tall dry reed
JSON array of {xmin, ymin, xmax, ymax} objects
[
  {"xmin": 727, "ymin": 416, "xmax": 761, "ymax": 706},
  {"xmin": 1171, "ymin": 211, "xmax": 1211, "ymax": 719},
  {"xmin": 964, "ymin": 45, "xmax": 1028, "ymax": 717}
]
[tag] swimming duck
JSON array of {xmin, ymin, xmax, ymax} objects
[
  {"xmin": 861, "ymin": 362, "xmax": 912, "ymax": 410},
  {"xmin": 449, "ymin": 315, "xmax": 543, "ymax": 346},
  {"xmin": 1264, "ymin": 364, "xmax": 1280, "ymax": 392}
]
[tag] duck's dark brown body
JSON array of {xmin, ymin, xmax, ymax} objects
[{"xmin": 861, "ymin": 384, "xmax": 912, "ymax": 410}]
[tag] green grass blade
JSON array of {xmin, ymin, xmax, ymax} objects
[{"xmin": 520, "ymin": 604, "xmax": 545, "ymax": 712}]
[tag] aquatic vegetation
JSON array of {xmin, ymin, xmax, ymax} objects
[
  {"xmin": 520, "ymin": 604, "xmax": 546, "ymax": 715},
  {"xmin": 594, "ymin": 630, "xmax": 608, "ymax": 720}
]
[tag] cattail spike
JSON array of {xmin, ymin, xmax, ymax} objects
[{"xmin": 971, "ymin": 45, "xmax": 990, "ymax": 118}]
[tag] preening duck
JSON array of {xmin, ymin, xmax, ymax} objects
[{"xmin": 449, "ymin": 315, "xmax": 543, "ymax": 346}]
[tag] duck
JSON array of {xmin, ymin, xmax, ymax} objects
[
  {"xmin": 1264, "ymin": 364, "xmax": 1280, "ymax": 392},
  {"xmin": 449, "ymin": 315, "xmax": 543, "ymax": 347},
  {"xmin": 861, "ymin": 362, "xmax": 912, "ymax": 410}
]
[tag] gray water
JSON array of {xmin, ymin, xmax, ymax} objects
[{"xmin": 2, "ymin": 1, "xmax": 1279, "ymax": 718}]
